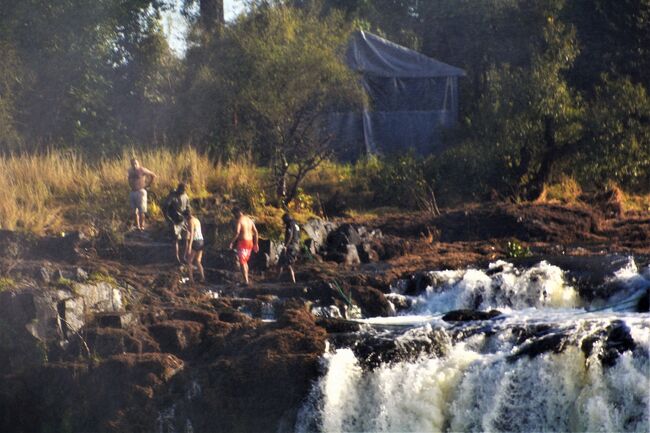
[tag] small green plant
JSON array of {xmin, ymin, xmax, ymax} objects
[
  {"xmin": 55, "ymin": 276, "xmax": 75, "ymax": 290},
  {"xmin": 506, "ymin": 239, "xmax": 532, "ymax": 258},
  {"xmin": 88, "ymin": 271, "xmax": 117, "ymax": 285}
]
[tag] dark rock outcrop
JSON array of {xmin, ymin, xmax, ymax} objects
[
  {"xmin": 302, "ymin": 218, "xmax": 337, "ymax": 252},
  {"xmin": 507, "ymin": 332, "xmax": 570, "ymax": 361},
  {"xmin": 442, "ymin": 309, "xmax": 502, "ymax": 322},
  {"xmin": 404, "ymin": 272, "xmax": 435, "ymax": 296},
  {"xmin": 581, "ymin": 320, "xmax": 636, "ymax": 367},
  {"xmin": 345, "ymin": 329, "xmax": 449, "ymax": 370}
]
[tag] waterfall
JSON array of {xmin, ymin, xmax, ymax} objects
[{"xmin": 296, "ymin": 258, "xmax": 650, "ymax": 433}]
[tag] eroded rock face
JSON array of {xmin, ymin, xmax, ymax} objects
[
  {"xmin": 73, "ymin": 281, "xmax": 124, "ymax": 313},
  {"xmin": 0, "ymin": 277, "xmax": 130, "ymax": 377},
  {"xmin": 148, "ymin": 320, "xmax": 205, "ymax": 357}
]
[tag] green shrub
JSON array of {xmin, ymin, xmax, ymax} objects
[{"xmin": 506, "ymin": 239, "xmax": 532, "ymax": 258}]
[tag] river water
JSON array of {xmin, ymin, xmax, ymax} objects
[{"xmin": 296, "ymin": 258, "xmax": 650, "ymax": 432}]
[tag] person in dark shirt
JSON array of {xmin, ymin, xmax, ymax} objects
[
  {"xmin": 278, "ymin": 213, "xmax": 300, "ymax": 283},
  {"xmin": 162, "ymin": 183, "xmax": 189, "ymax": 263}
]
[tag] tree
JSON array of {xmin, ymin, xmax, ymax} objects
[
  {"xmin": 0, "ymin": 0, "xmax": 175, "ymax": 154},
  {"xmin": 577, "ymin": 76, "xmax": 650, "ymax": 191},
  {"xmin": 203, "ymin": 3, "xmax": 364, "ymax": 205},
  {"xmin": 0, "ymin": 41, "xmax": 23, "ymax": 152},
  {"xmin": 450, "ymin": 1, "xmax": 584, "ymax": 199},
  {"xmin": 565, "ymin": 0, "xmax": 650, "ymax": 91}
]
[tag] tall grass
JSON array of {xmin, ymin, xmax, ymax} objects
[
  {"xmin": 0, "ymin": 148, "xmax": 246, "ymax": 234},
  {"xmin": 4, "ymin": 150, "xmax": 646, "ymax": 236}
]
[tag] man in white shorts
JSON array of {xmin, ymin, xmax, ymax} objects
[{"xmin": 128, "ymin": 158, "xmax": 157, "ymax": 231}]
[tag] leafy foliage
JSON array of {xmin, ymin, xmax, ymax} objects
[
  {"xmin": 0, "ymin": 0, "xmax": 648, "ymax": 204},
  {"xmin": 178, "ymin": 3, "xmax": 364, "ymax": 205},
  {"xmin": 506, "ymin": 239, "xmax": 532, "ymax": 259},
  {"xmin": 576, "ymin": 76, "xmax": 650, "ymax": 191}
]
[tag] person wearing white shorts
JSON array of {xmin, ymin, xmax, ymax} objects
[{"xmin": 127, "ymin": 158, "xmax": 156, "ymax": 231}]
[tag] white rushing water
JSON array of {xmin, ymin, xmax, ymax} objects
[
  {"xmin": 296, "ymin": 259, "xmax": 650, "ymax": 433},
  {"xmin": 405, "ymin": 260, "xmax": 581, "ymax": 313}
]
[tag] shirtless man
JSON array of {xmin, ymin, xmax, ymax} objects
[
  {"xmin": 228, "ymin": 207, "xmax": 259, "ymax": 285},
  {"xmin": 127, "ymin": 158, "xmax": 157, "ymax": 231}
]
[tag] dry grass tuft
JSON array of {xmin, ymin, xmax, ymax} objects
[
  {"xmin": 605, "ymin": 182, "xmax": 650, "ymax": 214},
  {"xmin": 536, "ymin": 176, "xmax": 583, "ymax": 205}
]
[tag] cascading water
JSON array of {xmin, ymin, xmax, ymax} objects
[{"xmin": 296, "ymin": 257, "xmax": 650, "ymax": 433}]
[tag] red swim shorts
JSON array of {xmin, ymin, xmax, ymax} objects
[{"xmin": 236, "ymin": 239, "xmax": 254, "ymax": 265}]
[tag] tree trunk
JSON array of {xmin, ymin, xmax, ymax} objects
[
  {"xmin": 200, "ymin": 0, "xmax": 224, "ymax": 34},
  {"xmin": 530, "ymin": 115, "xmax": 557, "ymax": 200}
]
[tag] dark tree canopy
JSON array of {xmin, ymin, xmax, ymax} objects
[{"xmin": 0, "ymin": 0, "xmax": 648, "ymax": 197}]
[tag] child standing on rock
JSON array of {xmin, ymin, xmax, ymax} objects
[
  {"xmin": 278, "ymin": 212, "xmax": 300, "ymax": 283},
  {"xmin": 184, "ymin": 207, "xmax": 205, "ymax": 284}
]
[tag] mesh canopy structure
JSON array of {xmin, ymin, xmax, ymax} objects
[{"xmin": 329, "ymin": 31, "xmax": 465, "ymax": 158}]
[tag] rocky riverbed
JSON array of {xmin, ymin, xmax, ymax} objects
[{"xmin": 0, "ymin": 202, "xmax": 648, "ymax": 433}]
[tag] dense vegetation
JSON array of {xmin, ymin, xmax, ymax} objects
[{"xmin": 0, "ymin": 0, "xmax": 648, "ymax": 216}]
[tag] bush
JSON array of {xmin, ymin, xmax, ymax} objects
[{"xmin": 506, "ymin": 239, "xmax": 532, "ymax": 258}]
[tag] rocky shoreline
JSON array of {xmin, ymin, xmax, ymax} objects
[{"xmin": 0, "ymin": 202, "xmax": 648, "ymax": 433}]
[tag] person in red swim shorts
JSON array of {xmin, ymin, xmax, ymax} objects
[{"xmin": 228, "ymin": 207, "xmax": 259, "ymax": 286}]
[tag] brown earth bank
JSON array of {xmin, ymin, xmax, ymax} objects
[{"xmin": 0, "ymin": 202, "xmax": 648, "ymax": 433}]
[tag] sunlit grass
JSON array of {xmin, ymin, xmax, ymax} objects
[
  {"xmin": 3, "ymin": 149, "xmax": 647, "ymax": 237},
  {"xmin": 0, "ymin": 148, "xmax": 227, "ymax": 234},
  {"xmin": 536, "ymin": 176, "xmax": 583, "ymax": 205}
]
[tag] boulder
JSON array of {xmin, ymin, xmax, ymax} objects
[
  {"xmin": 350, "ymin": 328, "xmax": 449, "ymax": 370},
  {"xmin": 357, "ymin": 243, "xmax": 379, "ymax": 263},
  {"xmin": 0, "ymin": 290, "xmax": 59, "ymax": 373},
  {"xmin": 404, "ymin": 272, "xmax": 435, "ymax": 296},
  {"xmin": 36, "ymin": 266, "xmax": 51, "ymax": 284},
  {"xmin": 72, "ymin": 281, "xmax": 124, "ymax": 313},
  {"xmin": 581, "ymin": 320, "xmax": 636, "ymax": 367},
  {"xmin": 252, "ymin": 239, "xmax": 283, "ymax": 270},
  {"xmin": 349, "ymin": 285, "xmax": 393, "ymax": 317},
  {"xmin": 59, "ymin": 297, "xmax": 85, "ymax": 335},
  {"xmin": 303, "ymin": 218, "xmax": 337, "ymax": 252},
  {"xmin": 316, "ymin": 317, "xmax": 361, "ymax": 333},
  {"xmin": 343, "ymin": 244, "xmax": 361, "ymax": 266},
  {"xmin": 304, "ymin": 239, "xmax": 317, "ymax": 256},
  {"xmin": 82, "ymin": 327, "xmax": 143, "ymax": 357},
  {"xmin": 0, "ymin": 290, "xmax": 61, "ymax": 342},
  {"xmin": 442, "ymin": 309, "xmax": 502, "ymax": 322},
  {"xmin": 327, "ymin": 224, "xmax": 362, "ymax": 251},
  {"xmin": 386, "ymin": 293, "xmax": 413, "ymax": 312},
  {"xmin": 507, "ymin": 331, "xmax": 569, "ymax": 361},
  {"xmin": 75, "ymin": 267, "xmax": 89, "ymax": 282}
]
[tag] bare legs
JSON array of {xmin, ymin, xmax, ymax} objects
[
  {"xmin": 174, "ymin": 240, "xmax": 185, "ymax": 264},
  {"xmin": 133, "ymin": 209, "xmax": 146, "ymax": 231},
  {"xmin": 278, "ymin": 265, "xmax": 296, "ymax": 283},
  {"xmin": 196, "ymin": 250, "xmax": 205, "ymax": 282},
  {"xmin": 241, "ymin": 262, "xmax": 250, "ymax": 285},
  {"xmin": 186, "ymin": 249, "xmax": 205, "ymax": 284}
]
